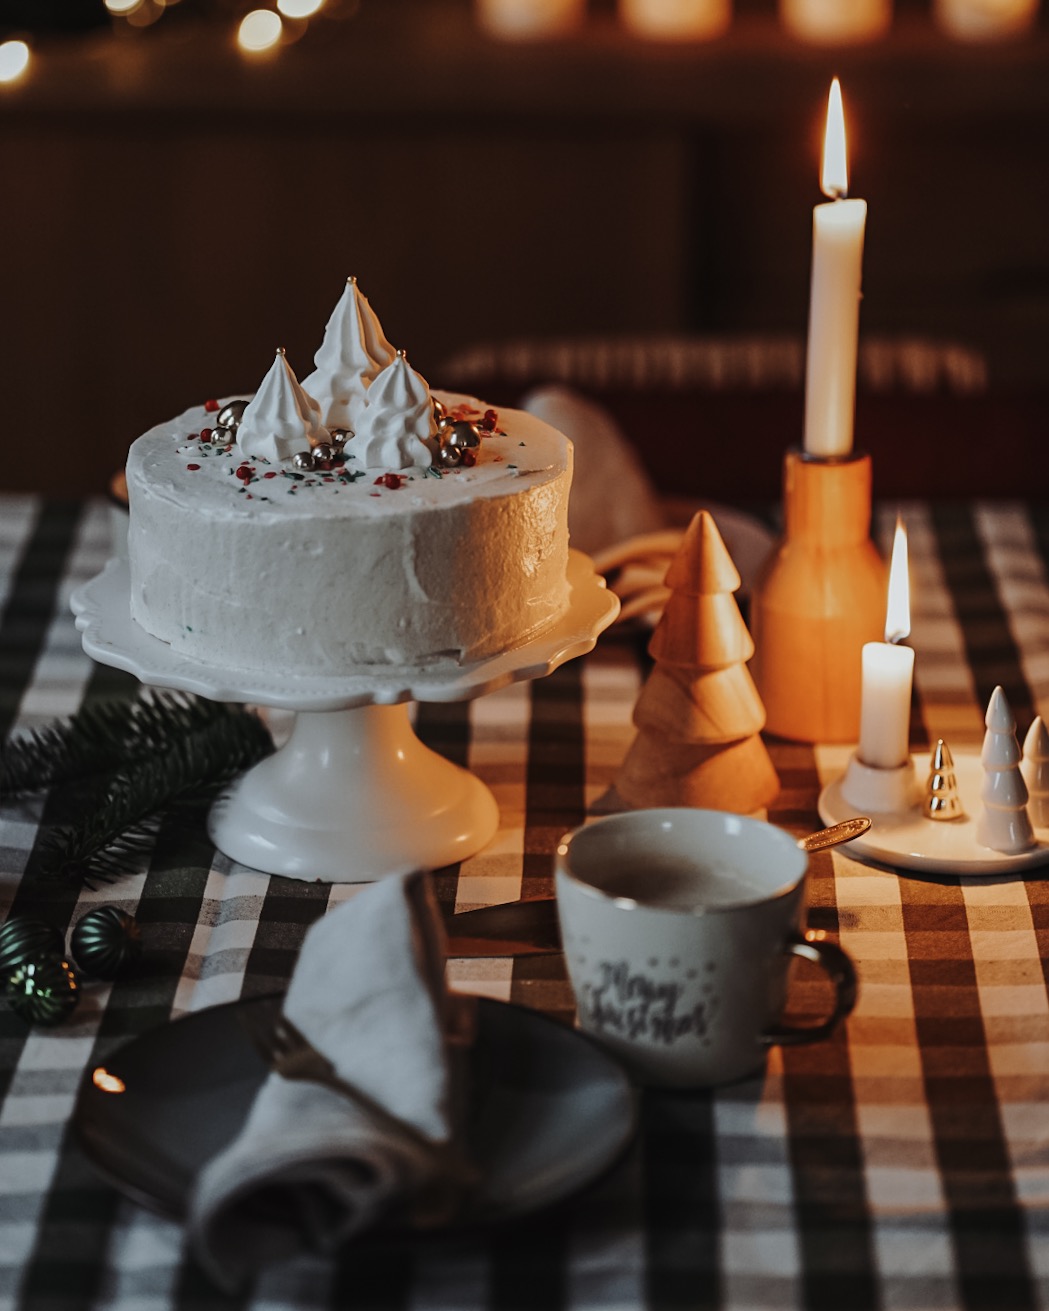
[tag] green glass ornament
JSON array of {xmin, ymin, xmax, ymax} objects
[
  {"xmin": 5, "ymin": 956, "xmax": 79, "ymax": 1027},
  {"xmin": 0, "ymin": 916, "xmax": 65, "ymax": 981},
  {"xmin": 70, "ymin": 906, "xmax": 142, "ymax": 981}
]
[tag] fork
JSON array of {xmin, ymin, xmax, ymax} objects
[{"xmin": 238, "ymin": 998, "xmax": 477, "ymax": 1227}]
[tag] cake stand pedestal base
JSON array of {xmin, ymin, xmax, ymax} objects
[
  {"xmin": 209, "ymin": 704, "xmax": 499, "ymax": 882},
  {"xmin": 72, "ymin": 552, "xmax": 618, "ymax": 883}
]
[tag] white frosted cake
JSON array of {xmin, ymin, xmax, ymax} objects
[{"xmin": 125, "ymin": 280, "xmax": 573, "ymax": 674}]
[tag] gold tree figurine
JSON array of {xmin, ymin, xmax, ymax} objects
[
  {"xmin": 616, "ymin": 511, "xmax": 780, "ymax": 814},
  {"xmin": 923, "ymin": 739, "xmax": 964, "ymax": 821}
]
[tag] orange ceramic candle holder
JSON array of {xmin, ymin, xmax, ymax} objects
[{"xmin": 750, "ymin": 448, "xmax": 886, "ymax": 744}]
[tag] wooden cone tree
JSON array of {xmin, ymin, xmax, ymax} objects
[
  {"xmin": 976, "ymin": 685, "xmax": 1035, "ymax": 853},
  {"xmin": 616, "ymin": 511, "xmax": 779, "ymax": 813}
]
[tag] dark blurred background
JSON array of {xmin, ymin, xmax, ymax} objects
[{"xmin": 1, "ymin": 0, "xmax": 1047, "ymax": 499}]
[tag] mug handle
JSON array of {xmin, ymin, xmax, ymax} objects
[{"xmin": 762, "ymin": 930, "xmax": 858, "ymax": 1047}]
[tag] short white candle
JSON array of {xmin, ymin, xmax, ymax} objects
[
  {"xmin": 858, "ymin": 519, "xmax": 914, "ymax": 769},
  {"xmin": 858, "ymin": 642, "xmax": 915, "ymax": 769},
  {"xmin": 619, "ymin": 0, "xmax": 731, "ymax": 40},
  {"xmin": 803, "ymin": 80, "xmax": 867, "ymax": 459}
]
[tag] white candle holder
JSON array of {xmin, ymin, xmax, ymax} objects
[
  {"xmin": 839, "ymin": 751, "xmax": 919, "ymax": 814},
  {"xmin": 819, "ymin": 748, "xmax": 1049, "ymax": 877}
]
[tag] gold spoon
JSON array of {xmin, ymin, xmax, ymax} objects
[
  {"xmin": 797, "ymin": 816, "xmax": 871, "ymax": 851},
  {"xmin": 444, "ymin": 817, "xmax": 872, "ymax": 956}
]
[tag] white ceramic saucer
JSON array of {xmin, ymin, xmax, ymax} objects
[{"xmin": 818, "ymin": 749, "xmax": 1049, "ymax": 876}]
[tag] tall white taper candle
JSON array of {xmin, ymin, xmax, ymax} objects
[{"xmin": 803, "ymin": 80, "xmax": 868, "ymax": 459}]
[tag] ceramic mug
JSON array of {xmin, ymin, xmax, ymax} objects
[{"xmin": 555, "ymin": 808, "xmax": 857, "ymax": 1088}]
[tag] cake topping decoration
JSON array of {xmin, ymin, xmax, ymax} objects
[
  {"xmin": 236, "ymin": 348, "xmax": 329, "ymax": 464},
  {"xmin": 353, "ymin": 349, "xmax": 439, "ymax": 471},
  {"xmin": 437, "ymin": 419, "xmax": 482, "ymax": 468},
  {"xmin": 300, "ymin": 276, "xmax": 396, "ymax": 431},
  {"xmin": 215, "ymin": 399, "xmax": 249, "ymax": 437}
]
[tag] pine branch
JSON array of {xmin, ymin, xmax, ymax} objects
[
  {"xmin": 1, "ymin": 690, "xmax": 234, "ymax": 796},
  {"xmin": 38, "ymin": 709, "xmax": 274, "ymax": 886}
]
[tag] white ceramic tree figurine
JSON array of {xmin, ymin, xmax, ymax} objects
[
  {"xmin": 616, "ymin": 511, "xmax": 779, "ymax": 813},
  {"xmin": 976, "ymin": 686, "xmax": 1035, "ymax": 853},
  {"xmin": 1021, "ymin": 715, "xmax": 1049, "ymax": 828}
]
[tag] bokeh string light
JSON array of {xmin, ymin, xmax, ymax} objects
[
  {"xmin": 0, "ymin": 37, "xmax": 30, "ymax": 84},
  {"xmin": 0, "ymin": 0, "xmax": 345, "ymax": 80},
  {"xmin": 277, "ymin": 0, "xmax": 325, "ymax": 17},
  {"xmin": 237, "ymin": 7, "xmax": 284, "ymax": 51}
]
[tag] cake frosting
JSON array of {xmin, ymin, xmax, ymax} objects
[
  {"xmin": 300, "ymin": 276, "xmax": 395, "ymax": 431},
  {"xmin": 125, "ymin": 279, "xmax": 573, "ymax": 673},
  {"xmin": 125, "ymin": 389, "xmax": 573, "ymax": 673},
  {"xmin": 236, "ymin": 348, "xmax": 329, "ymax": 462},
  {"xmin": 354, "ymin": 351, "xmax": 439, "ymax": 471}
]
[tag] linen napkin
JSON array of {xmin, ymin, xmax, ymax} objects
[{"xmin": 188, "ymin": 871, "xmax": 476, "ymax": 1290}]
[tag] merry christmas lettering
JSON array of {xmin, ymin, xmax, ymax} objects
[{"xmin": 580, "ymin": 960, "xmax": 717, "ymax": 1045}]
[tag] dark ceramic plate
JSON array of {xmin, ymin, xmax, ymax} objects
[{"xmin": 73, "ymin": 995, "xmax": 637, "ymax": 1225}]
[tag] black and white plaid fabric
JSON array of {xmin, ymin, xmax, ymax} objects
[{"xmin": 2, "ymin": 494, "xmax": 1048, "ymax": 1310}]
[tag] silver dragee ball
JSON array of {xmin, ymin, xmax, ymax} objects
[
  {"xmin": 216, "ymin": 399, "xmax": 249, "ymax": 434},
  {"xmin": 445, "ymin": 420, "xmax": 482, "ymax": 451},
  {"xmin": 329, "ymin": 429, "xmax": 353, "ymax": 449},
  {"xmin": 311, "ymin": 443, "xmax": 333, "ymax": 464},
  {"xmin": 293, "ymin": 451, "xmax": 313, "ymax": 470}
]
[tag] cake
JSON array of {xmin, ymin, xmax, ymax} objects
[{"xmin": 125, "ymin": 279, "xmax": 573, "ymax": 674}]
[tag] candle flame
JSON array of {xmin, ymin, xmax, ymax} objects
[
  {"xmin": 821, "ymin": 78, "xmax": 848, "ymax": 199},
  {"xmin": 885, "ymin": 517, "xmax": 910, "ymax": 644}
]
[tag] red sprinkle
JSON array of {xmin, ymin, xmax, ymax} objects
[
  {"xmin": 263, "ymin": 471, "xmax": 277, "ymax": 479},
  {"xmin": 375, "ymin": 473, "xmax": 404, "ymax": 490},
  {"xmin": 236, "ymin": 466, "xmax": 253, "ymax": 482},
  {"xmin": 200, "ymin": 427, "xmax": 213, "ymax": 442},
  {"xmin": 204, "ymin": 398, "xmax": 220, "ymax": 412},
  {"xmin": 186, "ymin": 432, "xmax": 199, "ymax": 441},
  {"xmin": 186, "ymin": 463, "xmax": 201, "ymax": 471},
  {"xmin": 461, "ymin": 449, "xmax": 477, "ymax": 467},
  {"xmin": 480, "ymin": 409, "xmax": 498, "ymax": 432}
]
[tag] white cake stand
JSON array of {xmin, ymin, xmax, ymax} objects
[{"xmin": 71, "ymin": 552, "xmax": 618, "ymax": 883}]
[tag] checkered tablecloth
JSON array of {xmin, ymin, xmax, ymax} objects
[{"xmin": 2, "ymin": 494, "xmax": 1049, "ymax": 1311}]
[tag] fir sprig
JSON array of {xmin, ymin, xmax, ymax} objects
[
  {"xmin": 1, "ymin": 691, "xmax": 238, "ymax": 797},
  {"xmin": 39, "ymin": 709, "xmax": 274, "ymax": 885}
]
